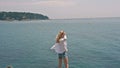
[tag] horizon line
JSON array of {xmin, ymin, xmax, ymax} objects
[{"xmin": 50, "ymin": 17, "xmax": 120, "ymax": 20}]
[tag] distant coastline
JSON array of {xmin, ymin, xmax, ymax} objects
[
  {"xmin": 0, "ymin": 11, "xmax": 119, "ymax": 21},
  {"xmin": 0, "ymin": 11, "xmax": 49, "ymax": 21}
]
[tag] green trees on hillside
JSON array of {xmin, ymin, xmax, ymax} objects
[{"xmin": 0, "ymin": 12, "xmax": 49, "ymax": 20}]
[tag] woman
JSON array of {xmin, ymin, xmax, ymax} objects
[{"xmin": 51, "ymin": 30, "xmax": 69, "ymax": 68}]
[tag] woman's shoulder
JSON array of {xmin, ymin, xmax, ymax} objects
[{"xmin": 64, "ymin": 35, "xmax": 67, "ymax": 39}]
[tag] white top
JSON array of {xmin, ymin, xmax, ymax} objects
[{"xmin": 51, "ymin": 35, "xmax": 68, "ymax": 53}]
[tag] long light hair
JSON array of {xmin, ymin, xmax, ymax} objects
[{"xmin": 56, "ymin": 30, "xmax": 65, "ymax": 43}]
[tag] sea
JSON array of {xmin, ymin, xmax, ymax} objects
[{"xmin": 0, "ymin": 18, "xmax": 120, "ymax": 68}]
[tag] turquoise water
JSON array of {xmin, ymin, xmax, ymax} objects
[{"xmin": 0, "ymin": 18, "xmax": 120, "ymax": 68}]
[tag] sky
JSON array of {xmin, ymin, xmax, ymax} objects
[{"xmin": 0, "ymin": 0, "xmax": 120, "ymax": 19}]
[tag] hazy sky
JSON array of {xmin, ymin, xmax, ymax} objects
[{"xmin": 0, "ymin": 0, "xmax": 120, "ymax": 19}]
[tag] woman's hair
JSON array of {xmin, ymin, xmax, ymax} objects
[
  {"xmin": 6, "ymin": 65, "xmax": 13, "ymax": 68},
  {"xmin": 56, "ymin": 30, "xmax": 65, "ymax": 43}
]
